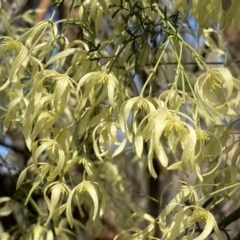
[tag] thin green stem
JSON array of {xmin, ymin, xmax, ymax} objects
[
  {"xmin": 61, "ymin": 0, "xmax": 75, "ymax": 35},
  {"xmin": 140, "ymin": 39, "xmax": 170, "ymax": 96},
  {"xmin": 29, "ymin": 198, "xmax": 46, "ymax": 217},
  {"xmin": 50, "ymin": 219, "xmax": 57, "ymax": 240},
  {"xmin": 197, "ymin": 182, "xmax": 240, "ymax": 203},
  {"xmin": 209, "ymin": 185, "xmax": 239, "ymax": 210}
]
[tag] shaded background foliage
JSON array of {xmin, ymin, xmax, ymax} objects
[{"xmin": 0, "ymin": 0, "xmax": 240, "ymax": 239}]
